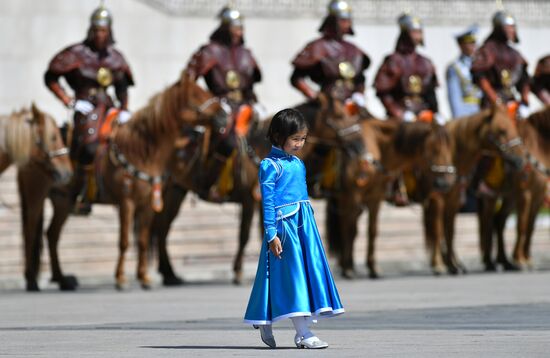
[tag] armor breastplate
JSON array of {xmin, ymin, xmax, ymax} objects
[
  {"xmin": 485, "ymin": 42, "xmax": 524, "ymax": 101},
  {"xmin": 57, "ymin": 44, "xmax": 131, "ymax": 106},
  {"xmin": 317, "ymin": 40, "xmax": 365, "ymax": 100},
  {"xmin": 202, "ymin": 43, "xmax": 258, "ymax": 103},
  {"xmin": 396, "ymin": 54, "xmax": 436, "ymax": 113}
]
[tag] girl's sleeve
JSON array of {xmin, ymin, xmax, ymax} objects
[{"xmin": 259, "ymin": 159, "xmax": 279, "ymax": 243}]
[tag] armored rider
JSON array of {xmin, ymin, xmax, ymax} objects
[
  {"xmin": 44, "ymin": 4, "xmax": 134, "ymax": 214},
  {"xmin": 446, "ymin": 25, "xmax": 482, "ymax": 118},
  {"xmin": 185, "ymin": 5, "xmax": 263, "ymax": 200},
  {"xmin": 373, "ymin": 13, "xmax": 441, "ymax": 206},
  {"xmin": 374, "ymin": 13, "xmax": 442, "ymax": 123},
  {"xmin": 532, "ymin": 55, "xmax": 550, "ymax": 106},
  {"xmin": 290, "ymin": 0, "xmax": 371, "ymax": 117},
  {"xmin": 471, "ymin": 10, "xmax": 530, "ymax": 115},
  {"xmin": 470, "ymin": 10, "xmax": 530, "ymax": 197}
]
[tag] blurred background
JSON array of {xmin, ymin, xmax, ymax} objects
[
  {"xmin": 0, "ymin": 0, "xmax": 549, "ymax": 288},
  {"xmin": 1, "ymin": 0, "xmax": 549, "ymax": 124}
]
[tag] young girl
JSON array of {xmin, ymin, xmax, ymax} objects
[{"xmin": 243, "ymin": 108, "xmax": 344, "ymax": 349}]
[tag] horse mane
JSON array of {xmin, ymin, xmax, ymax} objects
[
  {"xmin": 527, "ymin": 107, "xmax": 550, "ymax": 140},
  {"xmin": 446, "ymin": 108, "xmax": 492, "ymax": 147},
  {"xmin": 394, "ymin": 121, "xmax": 433, "ymax": 155},
  {"xmin": 2, "ymin": 108, "xmax": 33, "ymax": 167},
  {"xmin": 117, "ymin": 78, "xmax": 187, "ymax": 159}
]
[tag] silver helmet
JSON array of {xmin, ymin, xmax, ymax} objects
[
  {"xmin": 90, "ymin": 4, "xmax": 112, "ymax": 27},
  {"xmin": 218, "ymin": 6, "xmax": 243, "ymax": 27},
  {"xmin": 492, "ymin": 10, "xmax": 516, "ymax": 27},
  {"xmin": 327, "ymin": 0, "xmax": 352, "ymax": 19},
  {"xmin": 398, "ymin": 13, "xmax": 422, "ymax": 32}
]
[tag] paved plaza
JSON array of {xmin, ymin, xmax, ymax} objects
[{"xmin": 1, "ymin": 270, "xmax": 550, "ymax": 357}]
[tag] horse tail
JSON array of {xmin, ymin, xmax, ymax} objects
[{"xmin": 4, "ymin": 110, "xmax": 32, "ymax": 167}]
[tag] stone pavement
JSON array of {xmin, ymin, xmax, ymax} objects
[{"xmin": 1, "ymin": 271, "xmax": 550, "ymax": 357}]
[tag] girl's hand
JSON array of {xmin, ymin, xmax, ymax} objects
[{"xmin": 269, "ymin": 237, "xmax": 283, "ymax": 259}]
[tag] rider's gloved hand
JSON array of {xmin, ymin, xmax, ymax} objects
[
  {"xmin": 517, "ymin": 103, "xmax": 530, "ymax": 120},
  {"xmin": 434, "ymin": 112, "xmax": 446, "ymax": 125},
  {"xmin": 252, "ymin": 102, "xmax": 268, "ymax": 121},
  {"xmin": 71, "ymin": 99, "xmax": 94, "ymax": 115},
  {"xmin": 117, "ymin": 110, "xmax": 132, "ymax": 124},
  {"xmin": 403, "ymin": 110, "xmax": 416, "ymax": 122},
  {"xmin": 351, "ymin": 92, "xmax": 366, "ymax": 108}
]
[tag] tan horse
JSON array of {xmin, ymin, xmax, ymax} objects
[
  {"xmin": 326, "ymin": 119, "xmax": 456, "ymax": 279},
  {"xmin": 422, "ymin": 104, "xmax": 525, "ymax": 274},
  {"xmin": 486, "ymin": 106, "xmax": 550, "ymax": 270},
  {"xmin": 6, "ymin": 104, "xmax": 73, "ymax": 291},
  {"xmin": 0, "ymin": 104, "xmax": 71, "ymax": 180},
  {"xmin": 17, "ymin": 72, "xmax": 225, "ymax": 290},
  {"xmin": 150, "ymin": 94, "xmax": 368, "ymax": 285}
]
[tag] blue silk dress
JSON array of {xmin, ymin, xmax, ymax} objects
[{"xmin": 244, "ymin": 146, "xmax": 344, "ymax": 325}]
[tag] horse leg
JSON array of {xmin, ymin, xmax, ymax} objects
[
  {"xmin": 151, "ymin": 183, "xmax": 187, "ymax": 286},
  {"xmin": 523, "ymin": 196, "xmax": 543, "ymax": 270},
  {"xmin": 47, "ymin": 189, "xmax": 78, "ymax": 290},
  {"xmin": 233, "ymin": 197, "xmax": 255, "ymax": 285},
  {"xmin": 330, "ymin": 197, "xmax": 356, "ymax": 279},
  {"xmin": 18, "ymin": 170, "xmax": 48, "ymax": 291},
  {"xmin": 136, "ymin": 206, "xmax": 155, "ymax": 290},
  {"xmin": 424, "ymin": 196, "xmax": 445, "ymax": 275},
  {"xmin": 340, "ymin": 204, "xmax": 361, "ymax": 279},
  {"xmin": 443, "ymin": 188, "xmax": 466, "ymax": 274},
  {"xmin": 115, "ymin": 198, "xmax": 135, "ymax": 290},
  {"xmin": 494, "ymin": 195, "xmax": 519, "ymax": 271},
  {"xmin": 477, "ymin": 196, "xmax": 497, "ymax": 271},
  {"xmin": 366, "ymin": 199, "xmax": 382, "ymax": 279}
]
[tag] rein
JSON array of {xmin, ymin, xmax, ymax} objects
[{"xmin": 28, "ymin": 117, "xmax": 70, "ymax": 160}]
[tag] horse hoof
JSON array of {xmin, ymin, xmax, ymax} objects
[
  {"xmin": 484, "ymin": 263, "xmax": 497, "ymax": 272},
  {"xmin": 59, "ymin": 276, "xmax": 79, "ymax": 291},
  {"xmin": 232, "ymin": 271, "xmax": 243, "ymax": 286},
  {"xmin": 26, "ymin": 281, "xmax": 40, "ymax": 292},
  {"xmin": 163, "ymin": 275, "xmax": 185, "ymax": 287},
  {"xmin": 115, "ymin": 277, "xmax": 128, "ymax": 291},
  {"xmin": 140, "ymin": 276, "xmax": 153, "ymax": 290},
  {"xmin": 501, "ymin": 261, "xmax": 520, "ymax": 271},
  {"xmin": 368, "ymin": 271, "xmax": 381, "ymax": 280},
  {"xmin": 342, "ymin": 269, "xmax": 355, "ymax": 280}
]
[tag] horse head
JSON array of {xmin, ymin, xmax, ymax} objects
[
  {"xmin": 397, "ymin": 121, "xmax": 456, "ymax": 193},
  {"xmin": 25, "ymin": 104, "xmax": 72, "ymax": 185},
  {"xmin": 178, "ymin": 70, "xmax": 229, "ymax": 130},
  {"xmin": 480, "ymin": 103, "xmax": 525, "ymax": 170}
]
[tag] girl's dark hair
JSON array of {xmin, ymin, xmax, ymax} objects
[{"xmin": 267, "ymin": 108, "xmax": 308, "ymax": 147}]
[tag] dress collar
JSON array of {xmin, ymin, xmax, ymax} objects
[{"xmin": 270, "ymin": 146, "xmax": 292, "ymax": 158}]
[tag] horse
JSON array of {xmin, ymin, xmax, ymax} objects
[
  {"xmin": 326, "ymin": 119, "xmax": 456, "ymax": 279},
  {"xmin": 17, "ymin": 71, "xmax": 226, "ymax": 290},
  {"xmin": 2, "ymin": 104, "xmax": 73, "ymax": 291},
  {"xmin": 482, "ymin": 106, "xmax": 550, "ymax": 270},
  {"xmin": 0, "ymin": 104, "xmax": 71, "ymax": 180},
  {"xmin": 150, "ymin": 94, "xmax": 370, "ymax": 285},
  {"xmin": 421, "ymin": 104, "xmax": 526, "ymax": 275}
]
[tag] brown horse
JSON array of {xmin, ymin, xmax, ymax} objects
[
  {"xmin": 6, "ymin": 104, "xmax": 74, "ymax": 291},
  {"xmin": 422, "ymin": 104, "xmax": 526, "ymax": 275},
  {"xmin": 150, "ymin": 94, "xmax": 368, "ymax": 285},
  {"xmin": 17, "ymin": 72, "xmax": 225, "ymax": 290},
  {"xmin": 484, "ymin": 106, "xmax": 550, "ymax": 270},
  {"xmin": 0, "ymin": 104, "xmax": 71, "ymax": 180},
  {"xmin": 326, "ymin": 119, "xmax": 455, "ymax": 279}
]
